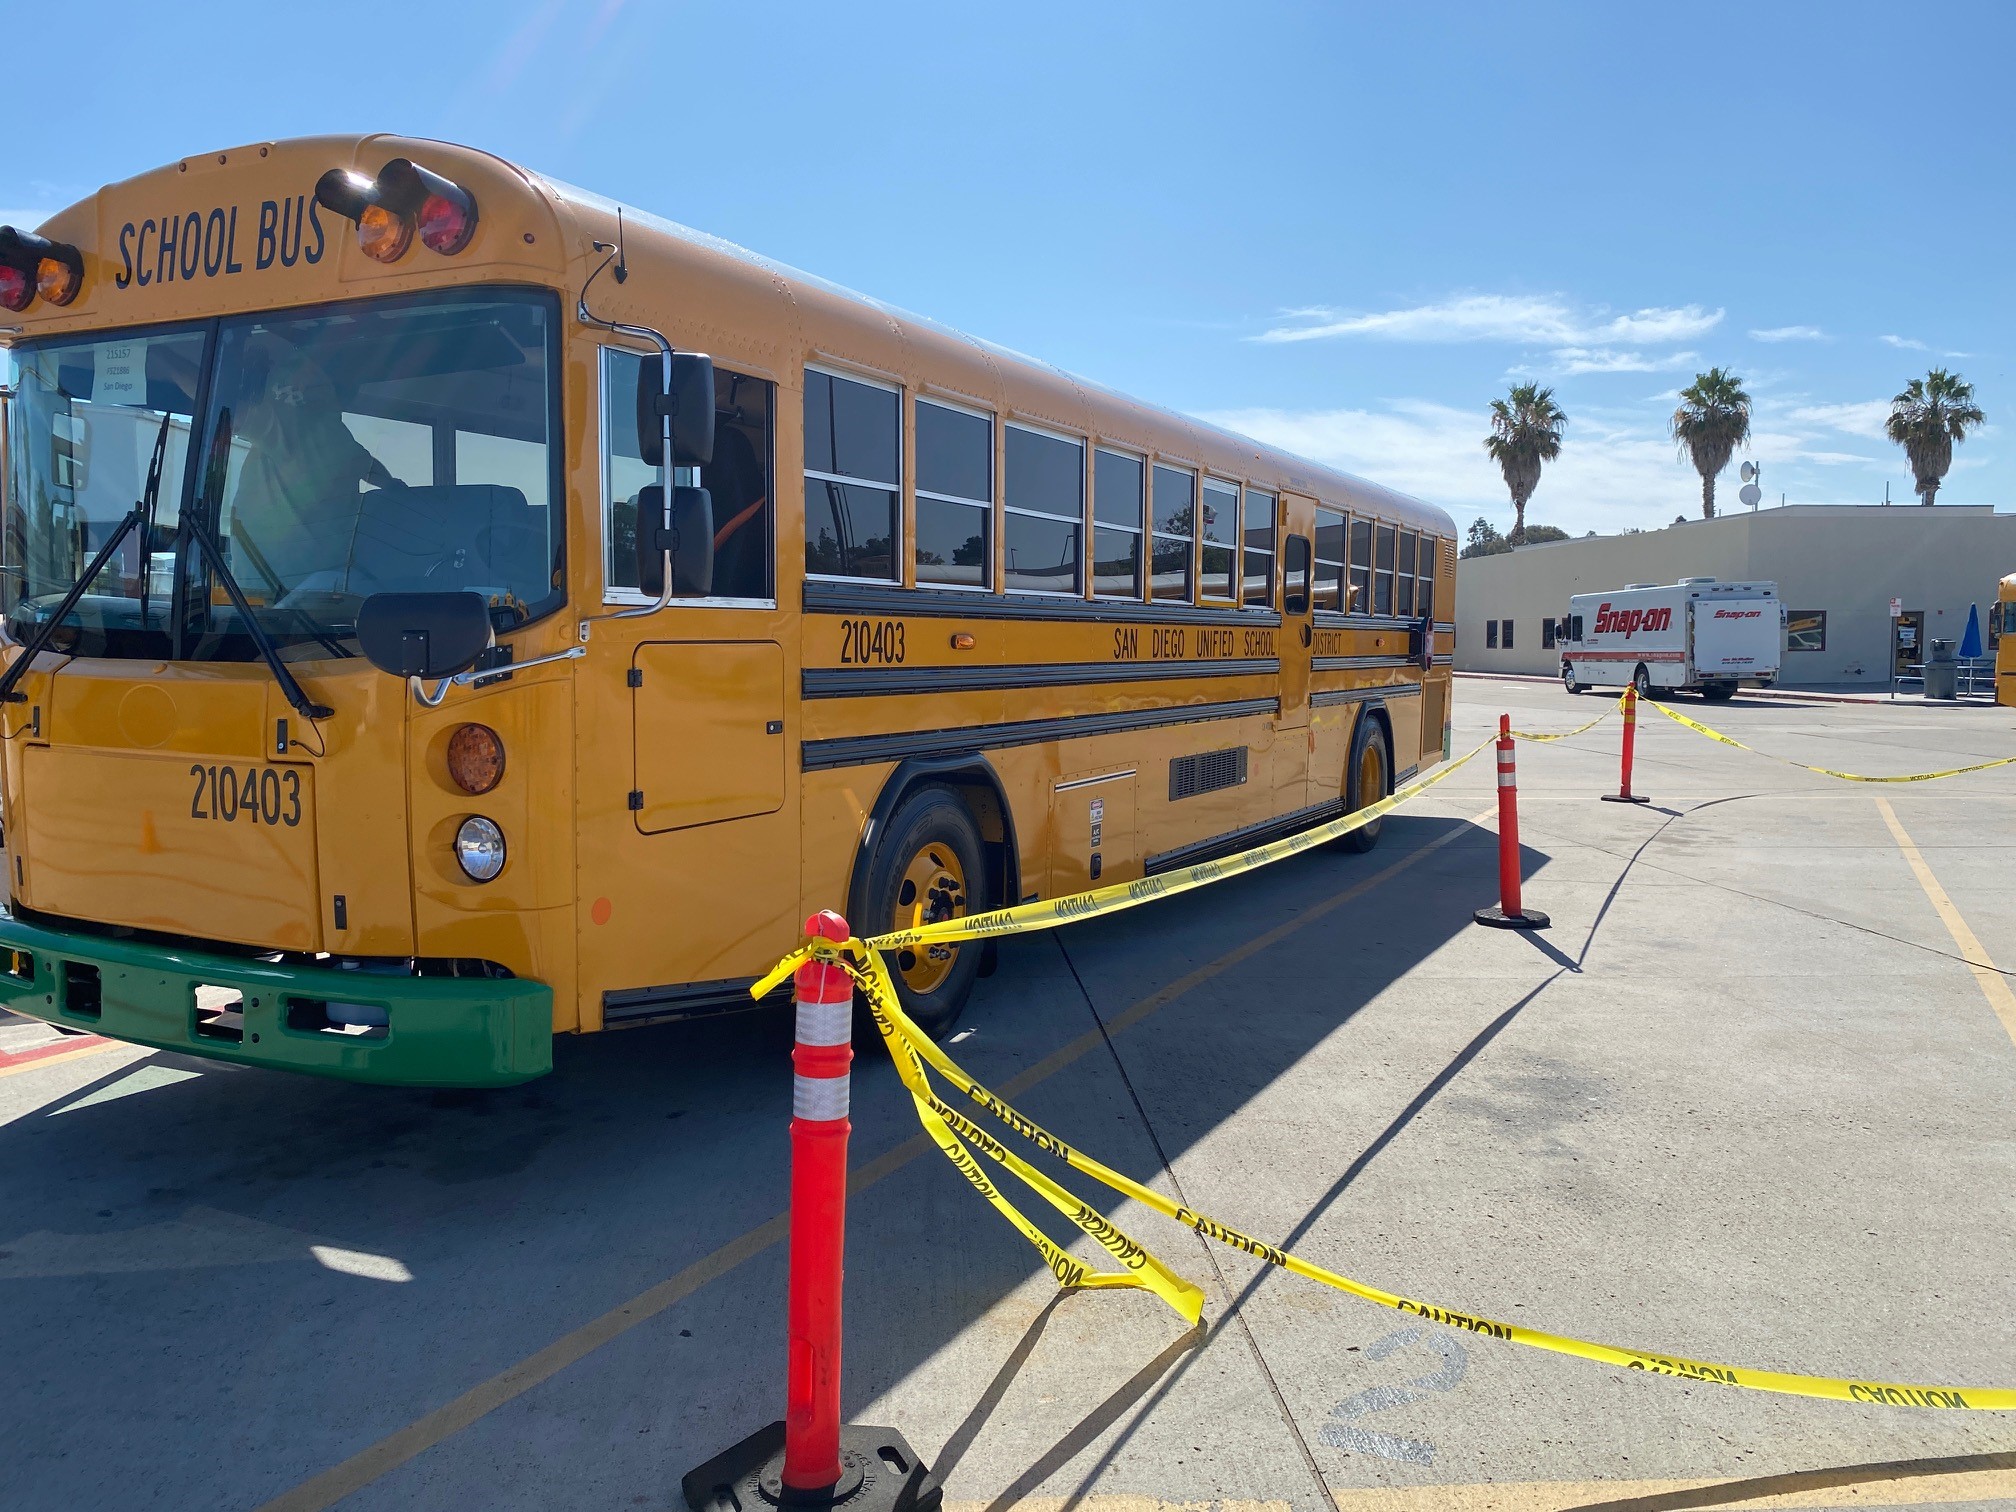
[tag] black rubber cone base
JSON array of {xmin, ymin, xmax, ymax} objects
[
  {"xmin": 1600, "ymin": 792, "xmax": 1652, "ymax": 804},
  {"xmin": 683, "ymin": 1421, "xmax": 941, "ymax": 1512},
  {"xmin": 1474, "ymin": 904, "xmax": 1550, "ymax": 930}
]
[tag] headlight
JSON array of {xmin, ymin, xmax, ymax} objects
[{"xmin": 454, "ymin": 816, "xmax": 506, "ymax": 882}]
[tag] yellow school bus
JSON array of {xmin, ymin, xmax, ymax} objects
[{"xmin": 0, "ymin": 135, "xmax": 1454, "ymax": 1086}]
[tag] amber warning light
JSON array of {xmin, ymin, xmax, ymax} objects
[
  {"xmin": 0, "ymin": 226, "xmax": 84, "ymax": 312},
  {"xmin": 313, "ymin": 158, "xmax": 479, "ymax": 264}
]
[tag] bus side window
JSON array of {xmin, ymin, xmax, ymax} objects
[{"xmin": 1283, "ymin": 534, "xmax": 1311, "ymax": 616}]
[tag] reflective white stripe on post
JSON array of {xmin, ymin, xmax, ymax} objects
[
  {"xmin": 1497, "ymin": 770, "xmax": 1516, "ymax": 786},
  {"xmin": 795, "ymin": 998, "xmax": 852, "ymax": 1046},
  {"xmin": 794, "ymin": 1072, "xmax": 850, "ymax": 1122}
]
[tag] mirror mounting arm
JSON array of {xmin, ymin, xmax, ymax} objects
[
  {"xmin": 575, "ymin": 306, "xmax": 679, "ymax": 632},
  {"xmin": 407, "ymin": 643, "xmax": 587, "ymax": 708}
]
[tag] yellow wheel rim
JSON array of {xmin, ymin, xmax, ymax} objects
[
  {"xmin": 892, "ymin": 844, "xmax": 967, "ymax": 995},
  {"xmin": 1356, "ymin": 742, "xmax": 1384, "ymax": 811}
]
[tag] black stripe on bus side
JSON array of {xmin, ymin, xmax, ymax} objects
[
  {"xmin": 1310, "ymin": 684, "xmax": 1421, "ymax": 708},
  {"xmin": 1313, "ymin": 654, "xmax": 1415, "ymax": 671},
  {"xmin": 801, "ymin": 697, "xmax": 1280, "ymax": 772},
  {"xmin": 805, "ymin": 580, "xmax": 1280, "ymax": 629},
  {"xmin": 1145, "ymin": 797, "xmax": 1347, "ymax": 875},
  {"xmin": 802, "ymin": 658, "xmax": 1279, "ymax": 698}
]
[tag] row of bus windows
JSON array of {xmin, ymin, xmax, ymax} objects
[{"xmin": 804, "ymin": 366, "xmax": 1428, "ymax": 612}]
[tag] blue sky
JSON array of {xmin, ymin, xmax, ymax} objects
[{"xmin": 6, "ymin": 0, "xmax": 2011, "ymax": 536}]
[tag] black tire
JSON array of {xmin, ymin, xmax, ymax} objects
[
  {"xmin": 1701, "ymin": 682, "xmax": 1736, "ymax": 702},
  {"xmin": 859, "ymin": 786, "xmax": 987, "ymax": 1040},
  {"xmin": 1339, "ymin": 715, "xmax": 1391, "ymax": 854},
  {"xmin": 1561, "ymin": 661, "xmax": 1587, "ymax": 695},
  {"xmin": 1633, "ymin": 663, "xmax": 1655, "ymax": 700}
]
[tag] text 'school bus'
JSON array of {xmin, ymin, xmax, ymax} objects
[
  {"xmin": 0, "ymin": 137, "xmax": 1455, "ymax": 1086},
  {"xmin": 1559, "ymin": 578, "xmax": 1781, "ymax": 702}
]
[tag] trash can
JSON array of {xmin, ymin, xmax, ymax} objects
[{"xmin": 1924, "ymin": 638, "xmax": 1958, "ymax": 700}]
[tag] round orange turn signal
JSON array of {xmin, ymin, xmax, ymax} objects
[
  {"xmin": 446, "ymin": 723, "xmax": 505, "ymax": 795},
  {"xmin": 36, "ymin": 256, "xmax": 80, "ymax": 306},
  {"xmin": 356, "ymin": 203, "xmax": 412, "ymax": 262}
]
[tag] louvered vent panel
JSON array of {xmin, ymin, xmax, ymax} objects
[{"xmin": 1169, "ymin": 747, "xmax": 1248, "ymax": 801}]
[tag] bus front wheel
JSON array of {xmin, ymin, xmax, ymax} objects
[
  {"xmin": 1339, "ymin": 717, "xmax": 1391, "ymax": 854},
  {"xmin": 863, "ymin": 786, "xmax": 987, "ymax": 1040}
]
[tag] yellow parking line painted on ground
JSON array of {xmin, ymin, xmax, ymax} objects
[
  {"xmin": 1876, "ymin": 798, "xmax": 2016, "ymax": 1049},
  {"xmin": 0, "ymin": 1039, "xmax": 125, "ymax": 1079},
  {"xmin": 1324, "ymin": 1452, "xmax": 2016, "ymax": 1510},
  {"xmin": 254, "ymin": 806, "xmax": 1500, "ymax": 1512}
]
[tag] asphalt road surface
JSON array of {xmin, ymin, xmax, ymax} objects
[{"xmin": 5, "ymin": 677, "xmax": 2014, "ymax": 1512}]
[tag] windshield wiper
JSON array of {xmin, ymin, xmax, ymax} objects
[
  {"xmin": 0, "ymin": 413, "xmax": 175, "ymax": 708},
  {"xmin": 186, "ymin": 408, "xmax": 334, "ymax": 722}
]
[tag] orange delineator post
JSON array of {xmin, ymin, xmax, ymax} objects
[
  {"xmin": 784, "ymin": 909, "xmax": 854, "ymax": 1489},
  {"xmin": 1474, "ymin": 713, "xmax": 1549, "ymax": 930},
  {"xmin": 1601, "ymin": 684, "xmax": 1653, "ymax": 804},
  {"xmin": 682, "ymin": 913, "xmax": 940, "ymax": 1512}
]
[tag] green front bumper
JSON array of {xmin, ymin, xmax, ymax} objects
[{"xmin": 0, "ymin": 911, "xmax": 552, "ymax": 1087}]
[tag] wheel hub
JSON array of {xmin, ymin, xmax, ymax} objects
[{"xmin": 893, "ymin": 846, "xmax": 967, "ymax": 994}]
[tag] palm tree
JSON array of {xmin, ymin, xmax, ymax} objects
[
  {"xmin": 1483, "ymin": 382, "xmax": 1566, "ymax": 545},
  {"xmin": 1670, "ymin": 367, "xmax": 1751, "ymax": 518},
  {"xmin": 1886, "ymin": 369, "xmax": 1985, "ymax": 506}
]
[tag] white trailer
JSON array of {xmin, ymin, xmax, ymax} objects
[{"xmin": 1558, "ymin": 577, "xmax": 1782, "ymax": 700}]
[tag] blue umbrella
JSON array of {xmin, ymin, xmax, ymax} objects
[{"xmin": 1959, "ymin": 603, "xmax": 1984, "ymax": 660}]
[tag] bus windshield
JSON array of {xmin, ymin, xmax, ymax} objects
[{"xmin": 4, "ymin": 287, "xmax": 561, "ymax": 661}]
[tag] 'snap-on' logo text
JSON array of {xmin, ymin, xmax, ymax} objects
[
  {"xmin": 1713, "ymin": 608, "xmax": 1763, "ymax": 619},
  {"xmin": 1593, "ymin": 603, "xmax": 1673, "ymax": 638}
]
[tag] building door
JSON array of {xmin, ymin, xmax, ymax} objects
[{"xmin": 1893, "ymin": 610, "xmax": 1925, "ymax": 679}]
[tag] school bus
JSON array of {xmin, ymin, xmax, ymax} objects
[{"xmin": 0, "ymin": 136, "xmax": 1454, "ymax": 1086}]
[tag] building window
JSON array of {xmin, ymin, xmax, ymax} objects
[
  {"xmin": 606, "ymin": 347, "xmax": 774, "ymax": 601},
  {"xmin": 915, "ymin": 398, "xmax": 992, "ymax": 589},
  {"xmin": 1396, "ymin": 530, "xmax": 1417, "ymax": 616},
  {"xmin": 1004, "ymin": 423, "xmax": 1083, "ymax": 594},
  {"xmin": 1417, "ymin": 535, "xmax": 1437, "ymax": 619},
  {"xmin": 1348, "ymin": 519, "xmax": 1372, "ymax": 613},
  {"xmin": 1242, "ymin": 489, "xmax": 1276, "ymax": 607},
  {"xmin": 1541, "ymin": 617, "xmax": 1556, "ymax": 650},
  {"xmin": 1375, "ymin": 524, "xmax": 1397, "ymax": 615},
  {"xmin": 1092, "ymin": 448, "xmax": 1144, "ymax": 598},
  {"xmin": 1199, "ymin": 480, "xmax": 1240, "ymax": 601},
  {"xmin": 1500, "ymin": 618, "xmax": 1514, "ymax": 650},
  {"xmin": 1313, "ymin": 507, "xmax": 1346, "ymax": 611},
  {"xmin": 1786, "ymin": 609, "xmax": 1827, "ymax": 652},
  {"xmin": 805, "ymin": 367, "xmax": 899, "ymax": 581},
  {"xmin": 1150, "ymin": 464, "xmax": 1194, "ymax": 602},
  {"xmin": 1486, "ymin": 619, "xmax": 1498, "ymax": 649}
]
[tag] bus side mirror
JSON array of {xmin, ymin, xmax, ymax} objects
[
  {"xmin": 634, "ymin": 484, "xmax": 715, "ymax": 598},
  {"xmin": 635, "ymin": 352, "xmax": 716, "ymax": 468},
  {"xmin": 356, "ymin": 591, "xmax": 493, "ymax": 679}
]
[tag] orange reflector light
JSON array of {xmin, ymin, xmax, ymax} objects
[
  {"xmin": 356, "ymin": 203, "xmax": 412, "ymax": 262},
  {"xmin": 446, "ymin": 723, "xmax": 506, "ymax": 795},
  {"xmin": 36, "ymin": 255, "xmax": 80, "ymax": 306}
]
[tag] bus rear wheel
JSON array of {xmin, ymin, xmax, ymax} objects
[
  {"xmin": 1338, "ymin": 716, "xmax": 1391, "ymax": 854},
  {"xmin": 863, "ymin": 787, "xmax": 986, "ymax": 1040}
]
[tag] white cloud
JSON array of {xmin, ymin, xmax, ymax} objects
[
  {"xmin": 1880, "ymin": 334, "xmax": 1928, "ymax": 350},
  {"xmin": 1786, "ymin": 400, "xmax": 1891, "ymax": 440},
  {"xmin": 1750, "ymin": 325, "xmax": 1826, "ymax": 342},
  {"xmin": 1535, "ymin": 348, "xmax": 1700, "ymax": 377},
  {"xmin": 1253, "ymin": 293, "xmax": 1723, "ymax": 348}
]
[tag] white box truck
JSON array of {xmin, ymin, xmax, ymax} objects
[{"xmin": 1559, "ymin": 577, "xmax": 1782, "ymax": 700}]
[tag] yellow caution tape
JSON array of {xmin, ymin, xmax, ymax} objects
[
  {"xmin": 1511, "ymin": 695, "xmax": 1627, "ymax": 743},
  {"xmin": 847, "ymin": 948, "xmax": 2016, "ymax": 1411},
  {"xmin": 1648, "ymin": 699, "xmax": 2016, "ymax": 783},
  {"xmin": 857, "ymin": 735, "xmax": 1498, "ymax": 954}
]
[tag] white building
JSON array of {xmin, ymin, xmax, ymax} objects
[{"xmin": 1455, "ymin": 504, "xmax": 2015, "ymax": 687}]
